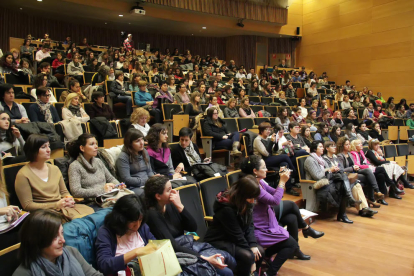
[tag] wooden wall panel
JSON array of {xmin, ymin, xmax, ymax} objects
[{"xmin": 299, "ymin": 0, "xmax": 414, "ymax": 101}]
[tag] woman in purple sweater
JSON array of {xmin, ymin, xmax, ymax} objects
[
  {"xmin": 95, "ymin": 194, "xmax": 157, "ymax": 276},
  {"xmin": 240, "ymin": 156, "xmax": 324, "ymax": 276}
]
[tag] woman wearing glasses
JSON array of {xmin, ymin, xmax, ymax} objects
[
  {"xmin": 28, "ymin": 87, "xmax": 60, "ymax": 123},
  {"xmin": 203, "ymin": 108, "xmax": 242, "ymax": 156}
]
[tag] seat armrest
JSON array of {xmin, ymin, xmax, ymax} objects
[
  {"xmin": 204, "ymin": 216, "xmax": 213, "ymax": 222},
  {"xmin": 300, "ymin": 180, "xmax": 316, "ymax": 184},
  {"xmin": 201, "ymin": 136, "xmax": 214, "ymax": 139}
]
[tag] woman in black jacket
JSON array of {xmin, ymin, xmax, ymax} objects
[
  {"xmin": 109, "ymin": 71, "xmax": 133, "ymax": 115},
  {"xmin": 144, "ymin": 176, "xmax": 236, "ymax": 276},
  {"xmin": 368, "ymin": 122, "xmax": 385, "ymax": 142},
  {"xmin": 203, "ymin": 108, "xmax": 242, "ymax": 156},
  {"xmin": 203, "ymin": 175, "xmax": 264, "ymax": 276},
  {"xmin": 185, "ymin": 91, "xmax": 203, "ymax": 116}
]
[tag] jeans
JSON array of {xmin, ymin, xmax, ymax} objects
[
  {"xmin": 214, "ymin": 131, "xmax": 240, "ymax": 150},
  {"xmin": 116, "ymin": 95, "xmax": 133, "ymax": 115}
]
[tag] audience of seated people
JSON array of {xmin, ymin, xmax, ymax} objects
[{"xmin": 4, "ymin": 35, "xmax": 414, "ymax": 276}]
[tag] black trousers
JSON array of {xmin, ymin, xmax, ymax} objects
[
  {"xmin": 273, "ymin": 200, "xmax": 308, "ymax": 242},
  {"xmin": 374, "ymin": 166, "xmax": 393, "ymax": 195},
  {"xmin": 234, "ymin": 245, "xmax": 265, "ymax": 276},
  {"xmin": 265, "ymin": 236, "xmax": 299, "ymax": 275}
]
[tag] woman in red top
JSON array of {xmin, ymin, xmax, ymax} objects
[
  {"xmin": 174, "ymin": 68, "xmax": 183, "ymax": 80},
  {"xmin": 52, "ymin": 52, "xmax": 64, "ymax": 69},
  {"xmin": 373, "ymin": 104, "xmax": 387, "ymax": 120}
]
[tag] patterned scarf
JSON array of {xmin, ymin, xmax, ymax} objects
[
  {"xmin": 68, "ymin": 104, "xmax": 81, "ymax": 117},
  {"xmin": 37, "ymin": 98, "xmax": 53, "ymax": 123},
  {"xmin": 310, "ymin": 152, "xmax": 325, "ymax": 170},
  {"xmin": 184, "ymin": 142, "xmax": 201, "ymax": 166}
]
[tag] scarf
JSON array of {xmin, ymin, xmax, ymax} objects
[
  {"xmin": 147, "ymin": 147, "xmax": 170, "ymax": 164},
  {"xmin": 116, "ymin": 79, "xmax": 124, "ymax": 87},
  {"xmin": 184, "ymin": 142, "xmax": 201, "ymax": 166},
  {"xmin": 367, "ymin": 108, "xmax": 374, "ymax": 118},
  {"xmin": 310, "ymin": 153, "xmax": 325, "ymax": 170},
  {"xmin": 68, "ymin": 104, "xmax": 81, "ymax": 117},
  {"xmin": 133, "ymin": 123, "xmax": 150, "ymax": 136},
  {"xmin": 37, "ymin": 98, "xmax": 53, "ymax": 123},
  {"xmin": 77, "ymin": 154, "xmax": 97, "ymax": 173},
  {"xmin": 373, "ymin": 150, "xmax": 385, "ymax": 161},
  {"xmin": 243, "ymin": 107, "xmax": 252, "ymax": 115},
  {"xmin": 30, "ymin": 247, "xmax": 85, "ymax": 276}
]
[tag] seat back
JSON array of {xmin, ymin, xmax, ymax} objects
[
  {"xmin": 399, "ymin": 126, "xmax": 409, "ymax": 140},
  {"xmin": 175, "ymin": 184, "xmax": 207, "ymax": 240},
  {"xmin": 387, "ymin": 126, "xmax": 398, "ymax": 141},
  {"xmin": 226, "ymin": 170, "xmax": 242, "ymax": 187},
  {"xmin": 54, "ymin": 88, "xmax": 67, "ymax": 101},
  {"xmin": 296, "ymin": 155, "xmax": 310, "ymax": 182},
  {"xmin": 383, "ymin": 144, "xmax": 397, "ymax": 161},
  {"xmin": 396, "ymin": 144, "xmax": 409, "ymax": 156},
  {"xmin": 255, "ymin": 117, "xmax": 272, "ymax": 125},
  {"xmin": 162, "ymin": 104, "xmax": 182, "ymax": 120},
  {"xmin": 0, "ymin": 243, "xmax": 21, "ymax": 276},
  {"xmin": 286, "ymin": 98, "xmax": 298, "ymax": 106},
  {"xmin": 54, "ymin": 103, "xmax": 64, "ymax": 121},
  {"xmin": 261, "ymin": 97, "xmax": 273, "ymax": 105},
  {"xmin": 249, "ymin": 96, "xmax": 260, "ymax": 103},
  {"xmin": 222, "ymin": 118, "xmax": 238, "ymax": 133},
  {"xmin": 237, "ymin": 118, "xmax": 254, "ymax": 130},
  {"xmin": 199, "ymin": 176, "xmax": 228, "ymax": 218},
  {"xmin": 394, "ymin": 119, "xmax": 405, "ymax": 127},
  {"xmin": 250, "ymin": 105, "xmax": 264, "ymax": 113},
  {"xmin": 264, "ymin": 106, "xmax": 278, "ymax": 117},
  {"xmin": 4, "ymin": 73, "xmax": 30, "ymax": 85},
  {"xmin": 83, "ymin": 72, "xmax": 96, "ymax": 84},
  {"xmin": 2, "ymin": 162, "xmax": 28, "ymax": 208},
  {"xmin": 357, "ymin": 108, "xmax": 364, "ymax": 119}
]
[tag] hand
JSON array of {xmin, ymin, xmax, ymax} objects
[
  {"xmin": 204, "ymin": 157, "xmax": 211, "ymax": 163},
  {"xmin": 63, "ymin": 196, "xmax": 75, "ymax": 208},
  {"xmin": 104, "ymin": 183, "xmax": 116, "ymax": 193},
  {"xmin": 201, "ymin": 254, "xmax": 227, "ymax": 270},
  {"xmin": 279, "ymin": 169, "xmax": 290, "ymax": 184},
  {"xmin": 0, "ymin": 206, "xmax": 20, "ymax": 222},
  {"xmin": 11, "ymin": 126, "xmax": 21, "ymax": 138},
  {"xmin": 146, "ymin": 101, "xmax": 154, "ymax": 105},
  {"xmin": 353, "ymin": 165, "xmax": 360, "ymax": 171},
  {"xmin": 169, "ymin": 190, "xmax": 184, "ymax": 211},
  {"xmin": 1, "ymin": 152, "xmax": 12, "ymax": 158},
  {"xmin": 172, "ymin": 173, "xmax": 182, "ymax": 179},
  {"xmin": 56, "ymin": 198, "xmax": 68, "ymax": 210},
  {"xmin": 137, "ymin": 242, "xmax": 158, "ymax": 256},
  {"xmin": 222, "ymin": 135, "xmax": 228, "ymax": 139},
  {"xmin": 175, "ymin": 163, "xmax": 184, "ymax": 173},
  {"xmin": 251, "ymin": 247, "xmax": 262, "ymax": 262}
]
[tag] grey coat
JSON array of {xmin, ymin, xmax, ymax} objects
[
  {"xmin": 116, "ymin": 149, "xmax": 154, "ymax": 188},
  {"xmin": 337, "ymin": 153, "xmax": 354, "ymax": 173},
  {"xmin": 224, "ymin": 107, "xmax": 239, "ymax": 118}
]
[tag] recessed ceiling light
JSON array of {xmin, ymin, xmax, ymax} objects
[
  {"xmin": 119, "ymin": 14, "xmax": 123, "ymax": 17},
  {"xmin": 37, "ymin": 0, "xmax": 42, "ymax": 2},
  {"xmin": 192, "ymin": 34, "xmax": 194, "ymax": 36},
  {"xmin": 105, "ymin": 22, "xmax": 107, "ymax": 24},
  {"xmin": 128, "ymin": 23, "xmax": 131, "ymax": 24},
  {"xmin": 20, "ymin": 8, "xmax": 23, "ymax": 10},
  {"xmin": 202, "ymin": 27, "xmax": 206, "ymax": 29}
]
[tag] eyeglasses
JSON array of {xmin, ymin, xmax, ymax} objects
[
  {"xmin": 212, "ymin": 112, "xmax": 218, "ymax": 114},
  {"xmin": 43, "ymin": 94, "xmax": 51, "ymax": 98}
]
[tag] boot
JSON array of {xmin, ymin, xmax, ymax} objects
[
  {"xmin": 374, "ymin": 192, "xmax": 384, "ymax": 201},
  {"xmin": 337, "ymin": 197, "xmax": 353, "ymax": 224},
  {"xmin": 289, "ymin": 248, "xmax": 311, "ymax": 260},
  {"xmin": 359, "ymin": 208, "xmax": 378, "ymax": 217},
  {"xmin": 398, "ymin": 176, "xmax": 414, "ymax": 189},
  {"xmin": 230, "ymin": 141, "xmax": 242, "ymax": 156},
  {"xmin": 389, "ymin": 188, "xmax": 402, "ymax": 199},
  {"xmin": 302, "ymin": 226, "xmax": 324, "ymax": 239},
  {"xmin": 343, "ymin": 178, "xmax": 362, "ymax": 206},
  {"xmin": 388, "ymin": 180, "xmax": 404, "ymax": 194}
]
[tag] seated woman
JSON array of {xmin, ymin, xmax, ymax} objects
[
  {"xmin": 174, "ymin": 83, "xmax": 190, "ymax": 104},
  {"xmin": 59, "ymin": 78, "xmax": 88, "ymax": 103},
  {"xmin": 62, "ymin": 93, "xmax": 90, "ymax": 122},
  {"xmin": 275, "ymin": 107, "xmax": 290, "ymax": 132},
  {"xmin": 292, "ymin": 107, "xmax": 307, "ymax": 125},
  {"xmin": 222, "ymin": 85, "xmax": 235, "ymax": 101},
  {"xmin": 236, "ymin": 89, "xmax": 246, "ymax": 105},
  {"xmin": 350, "ymin": 139, "xmax": 404, "ymax": 203},
  {"xmin": 306, "ymin": 110, "xmax": 318, "ymax": 131},
  {"xmin": 129, "ymin": 107, "xmax": 150, "ymax": 137},
  {"xmin": 304, "ymin": 141, "xmax": 356, "ymax": 224},
  {"xmin": 96, "ymin": 194, "xmax": 157, "ymax": 275},
  {"xmin": 386, "ymin": 103, "xmax": 396, "ymax": 117},
  {"xmin": 253, "ymin": 122, "xmax": 300, "ymax": 196},
  {"xmin": 352, "ymin": 95, "xmax": 365, "ymax": 109},
  {"xmin": 406, "ymin": 113, "xmax": 414, "ymax": 130},
  {"xmin": 146, "ymin": 124, "xmax": 197, "ymax": 186},
  {"xmin": 323, "ymin": 141, "xmax": 377, "ymax": 218},
  {"xmin": 223, "ymin": 98, "xmax": 239, "ymax": 118},
  {"xmin": 329, "ymin": 125, "xmax": 343, "ymax": 143},
  {"xmin": 67, "ymin": 56, "xmax": 85, "ymax": 85},
  {"xmin": 344, "ymin": 123, "xmax": 358, "ymax": 142},
  {"xmin": 336, "ymin": 137, "xmax": 385, "ymax": 208},
  {"xmin": 309, "ymin": 100, "xmax": 321, "ymax": 117},
  {"xmin": 275, "ymin": 91, "xmax": 289, "ymax": 106},
  {"xmin": 145, "ymin": 176, "xmax": 235, "ymax": 276},
  {"xmin": 109, "ymin": 71, "xmax": 133, "ymax": 116},
  {"xmin": 343, "ymin": 109, "xmax": 359, "ymax": 127},
  {"xmin": 330, "ymin": 111, "xmax": 344, "ymax": 128},
  {"xmin": 184, "ymin": 91, "xmax": 202, "ymax": 116},
  {"xmin": 154, "ymin": 80, "xmax": 174, "ymax": 106},
  {"xmin": 239, "ymin": 96, "xmax": 255, "ymax": 118},
  {"xmin": 133, "ymin": 80, "xmax": 162, "ymax": 123},
  {"xmin": 395, "ymin": 104, "xmax": 408, "ymax": 119},
  {"xmin": 0, "ymin": 112, "xmax": 25, "ymax": 159},
  {"xmin": 88, "ymin": 91, "xmax": 116, "ymax": 120},
  {"xmin": 301, "ymin": 125, "xmax": 313, "ymax": 147},
  {"xmin": 362, "ymin": 102, "xmax": 376, "ymax": 125},
  {"xmin": 92, "ymin": 65, "xmax": 110, "ymax": 93},
  {"xmin": 68, "ymin": 134, "xmax": 121, "ymax": 199},
  {"xmin": 203, "ymin": 108, "xmax": 241, "ymax": 156},
  {"xmin": 366, "ymin": 139, "xmax": 414, "ymax": 189},
  {"xmin": 31, "ymin": 73, "xmax": 58, "ymax": 103},
  {"xmin": 298, "ymin": 98, "xmax": 308, "ymax": 118},
  {"xmin": 116, "ymin": 129, "xmax": 154, "ymax": 196},
  {"xmin": 204, "ymin": 95, "xmax": 224, "ymax": 118},
  {"xmin": 356, "ymin": 121, "xmax": 372, "ymax": 145},
  {"xmin": 203, "ymin": 175, "xmax": 263, "ymax": 276},
  {"xmin": 241, "ymin": 156, "xmax": 324, "ymax": 272},
  {"xmin": 15, "ymin": 135, "xmax": 76, "ymax": 212},
  {"xmin": 28, "ymin": 87, "xmax": 60, "ymax": 123},
  {"xmin": 313, "ymin": 123, "xmax": 332, "ymax": 142},
  {"xmin": 0, "ymin": 84, "xmax": 29, "ymax": 124},
  {"xmin": 13, "ymin": 209, "xmax": 103, "ymax": 276},
  {"xmin": 341, "ymin": 95, "xmax": 351, "ymax": 110},
  {"xmin": 373, "ymin": 103, "xmax": 387, "ymax": 121},
  {"xmin": 368, "ymin": 122, "xmax": 385, "ymax": 141}
]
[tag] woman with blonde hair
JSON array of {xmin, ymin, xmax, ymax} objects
[
  {"xmin": 61, "ymin": 93, "xmax": 90, "ymax": 122},
  {"xmin": 224, "ymin": 98, "xmax": 239, "ymax": 118},
  {"xmin": 239, "ymin": 96, "xmax": 255, "ymax": 118},
  {"xmin": 130, "ymin": 107, "xmax": 150, "ymax": 137}
]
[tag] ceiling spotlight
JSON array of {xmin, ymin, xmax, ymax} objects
[
  {"xmin": 202, "ymin": 27, "xmax": 206, "ymax": 29},
  {"xmin": 105, "ymin": 22, "xmax": 107, "ymax": 24},
  {"xmin": 20, "ymin": 8, "xmax": 23, "ymax": 10},
  {"xmin": 128, "ymin": 23, "xmax": 131, "ymax": 24},
  {"xmin": 37, "ymin": 0, "xmax": 42, "ymax": 2},
  {"xmin": 119, "ymin": 14, "xmax": 123, "ymax": 17},
  {"xmin": 237, "ymin": 19, "xmax": 245, "ymax": 28}
]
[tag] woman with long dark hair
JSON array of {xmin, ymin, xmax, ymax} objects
[
  {"xmin": 116, "ymin": 128, "xmax": 154, "ymax": 196},
  {"xmin": 275, "ymin": 107, "xmax": 290, "ymax": 132},
  {"xmin": 0, "ymin": 52, "xmax": 17, "ymax": 74},
  {"xmin": 0, "ymin": 112, "xmax": 25, "ymax": 159},
  {"xmin": 145, "ymin": 176, "xmax": 235, "ymax": 276}
]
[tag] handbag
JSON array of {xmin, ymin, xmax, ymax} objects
[
  {"xmin": 95, "ymin": 188, "xmax": 135, "ymax": 208},
  {"xmin": 61, "ymin": 204, "xmax": 95, "ymax": 222},
  {"xmin": 142, "ymin": 104, "xmax": 153, "ymax": 111}
]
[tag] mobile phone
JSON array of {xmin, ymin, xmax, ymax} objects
[{"xmin": 115, "ymin": 183, "xmax": 125, "ymax": 188}]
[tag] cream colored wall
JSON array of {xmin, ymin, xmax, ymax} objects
[{"xmin": 297, "ymin": 0, "xmax": 414, "ymax": 101}]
